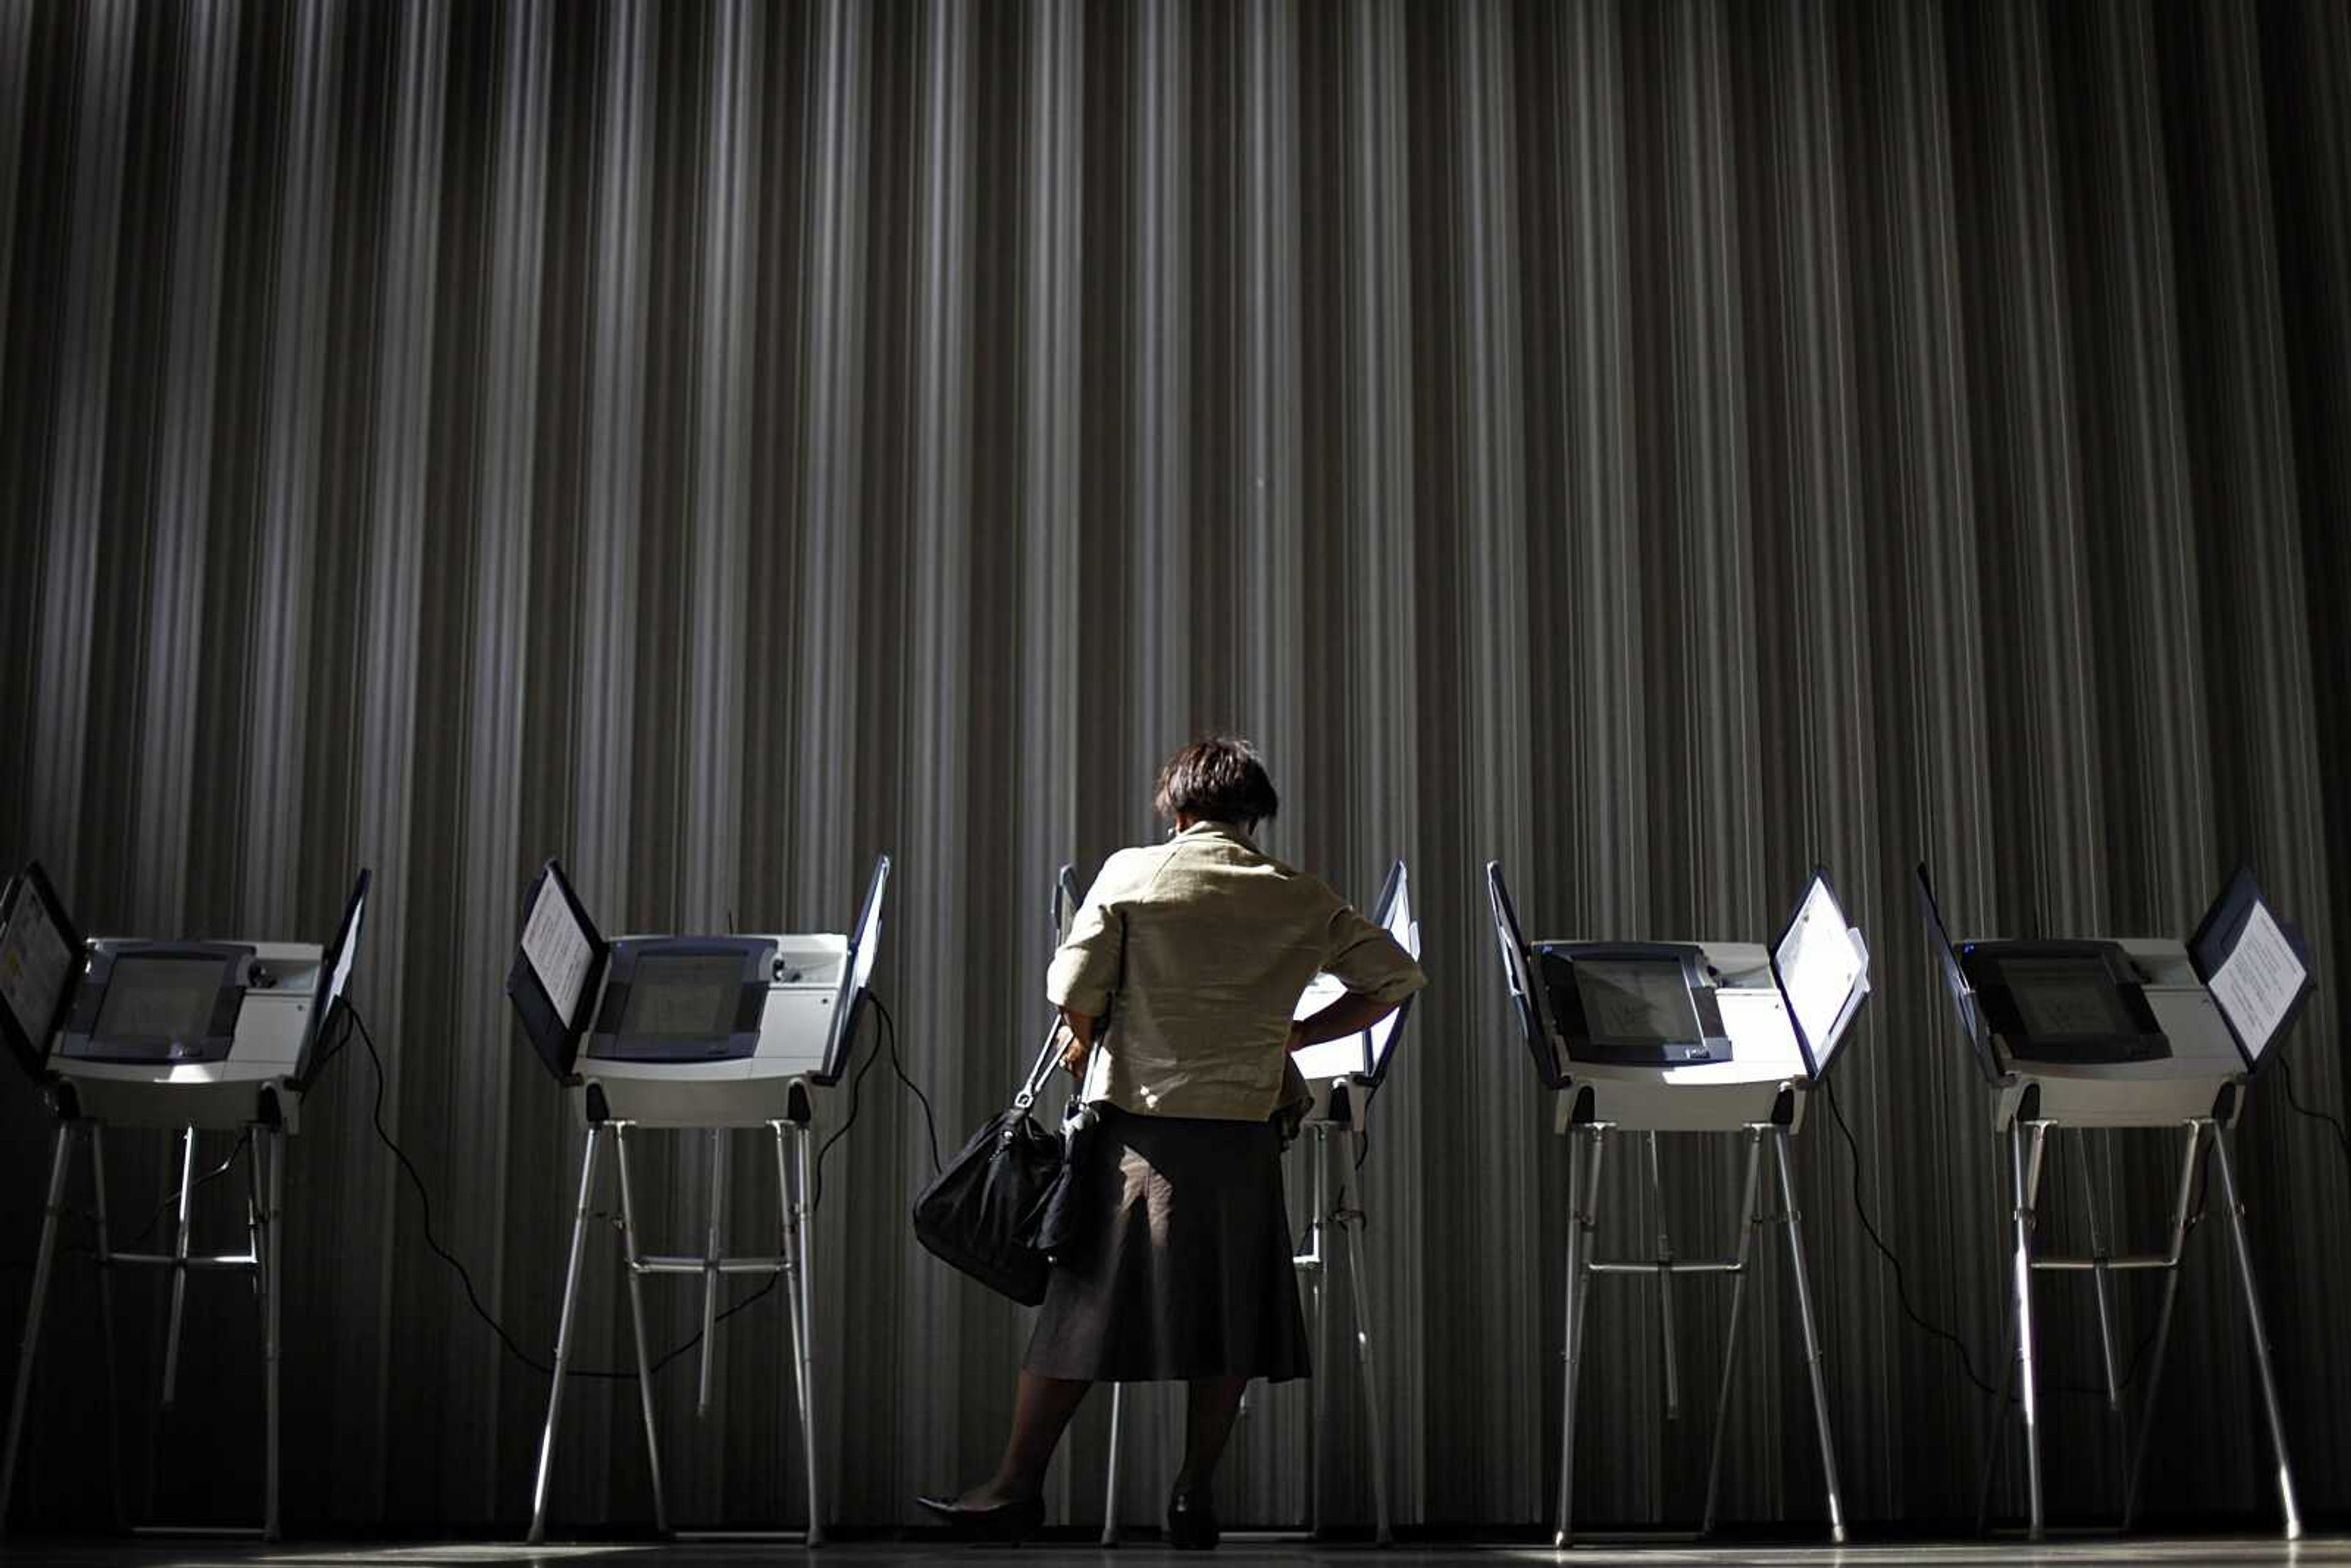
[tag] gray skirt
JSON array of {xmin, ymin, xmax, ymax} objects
[{"xmin": 1024, "ymin": 1106, "xmax": 1311, "ymax": 1384}]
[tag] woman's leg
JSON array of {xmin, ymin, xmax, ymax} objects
[
  {"xmin": 960, "ymin": 1370, "xmax": 1092, "ymax": 1507},
  {"xmin": 1174, "ymin": 1375, "xmax": 1250, "ymax": 1495}
]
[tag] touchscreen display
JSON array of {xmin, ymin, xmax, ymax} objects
[
  {"xmin": 1576, "ymin": 959, "xmax": 1700, "ymax": 1042},
  {"xmin": 94, "ymin": 956, "xmax": 225, "ymax": 1043},
  {"xmin": 2002, "ymin": 956, "xmax": 2135, "ymax": 1039},
  {"xmin": 618, "ymin": 955, "xmax": 742, "ymax": 1037}
]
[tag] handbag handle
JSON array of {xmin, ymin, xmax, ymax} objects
[{"xmin": 1013, "ymin": 1025, "xmax": 1063, "ymax": 1112}]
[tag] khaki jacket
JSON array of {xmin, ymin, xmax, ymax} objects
[{"xmin": 1046, "ymin": 821, "xmax": 1428, "ymax": 1121}]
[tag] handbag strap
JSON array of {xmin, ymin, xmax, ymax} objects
[
  {"xmin": 1015, "ymin": 880, "xmax": 1130, "ymax": 1111},
  {"xmin": 1013, "ymin": 1026, "xmax": 1062, "ymax": 1112}
]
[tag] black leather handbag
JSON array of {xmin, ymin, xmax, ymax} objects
[{"xmin": 911, "ymin": 1027, "xmax": 1078, "ymax": 1306}]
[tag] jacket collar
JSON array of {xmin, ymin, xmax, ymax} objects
[{"xmin": 1176, "ymin": 819, "xmax": 1260, "ymax": 851}]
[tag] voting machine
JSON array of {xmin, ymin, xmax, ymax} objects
[
  {"xmin": 1488, "ymin": 861, "xmax": 1870, "ymax": 1547},
  {"xmin": 0, "ymin": 861, "xmax": 370, "ymax": 1540},
  {"xmin": 504, "ymin": 855, "xmax": 890, "ymax": 1546},
  {"xmin": 1921, "ymin": 863, "xmax": 2314, "ymax": 1540}
]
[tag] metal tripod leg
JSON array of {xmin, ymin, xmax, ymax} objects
[
  {"xmin": 1553, "ymin": 1125, "xmax": 1606, "ymax": 1550},
  {"xmin": 697, "ymin": 1128, "xmax": 727, "ymax": 1418},
  {"xmin": 162, "ymin": 1127, "xmax": 198, "ymax": 1406},
  {"xmin": 1771, "ymin": 1127, "xmax": 1847, "ymax": 1544},
  {"xmin": 1973, "ymin": 1314, "xmax": 2019, "ymax": 1534},
  {"xmin": 89, "ymin": 1125, "xmax": 126, "ymax": 1528},
  {"xmin": 2211, "ymin": 1125, "xmax": 2301, "ymax": 1539},
  {"xmin": 0, "ymin": 1122, "xmax": 75, "ymax": 1531},
  {"xmin": 529, "ymin": 1124, "xmax": 606, "ymax": 1545},
  {"xmin": 1337, "ymin": 1198, "xmax": 1393, "ymax": 1546},
  {"xmin": 615, "ymin": 1125, "xmax": 669, "ymax": 1533},
  {"xmin": 1700, "ymin": 1127, "xmax": 1767, "ymax": 1536},
  {"xmin": 2074, "ymin": 1131, "xmax": 2122, "ymax": 1409},
  {"xmin": 261, "ymin": 1124, "xmax": 284, "ymax": 1542},
  {"xmin": 765, "ymin": 1120, "xmax": 813, "ymax": 1542},
  {"xmin": 2011, "ymin": 1122, "xmax": 2049, "ymax": 1539},
  {"xmin": 1308, "ymin": 1124, "xmax": 1329, "ymax": 1539},
  {"xmin": 1100, "ymin": 1382, "xmax": 1125, "ymax": 1546},
  {"xmin": 791, "ymin": 1121, "xmax": 824, "ymax": 1547},
  {"xmin": 2123, "ymin": 1120, "xmax": 2203, "ymax": 1531},
  {"xmin": 1647, "ymin": 1132, "xmax": 1679, "ymax": 1419},
  {"xmin": 2072, "ymin": 1129, "xmax": 2124, "ymax": 1517}
]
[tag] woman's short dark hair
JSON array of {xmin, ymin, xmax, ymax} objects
[{"xmin": 1153, "ymin": 736, "xmax": 1280, "ymax": 829}]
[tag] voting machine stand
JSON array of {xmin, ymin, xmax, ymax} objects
[
  {"xmin": 0, "ymin": 863, "xmax": 371, "ymax": 1542},
  {"xmin": 1097, "ymin": 861, "xmax": 1417, "ymax": 1546},
  {"xmin": 1488, "ymin": 863, "xmax": 1874, "ymax": 1548},
  {"xmin": 506, "ymin": 855, "xmax": 889, "ymax": 1547},
  {"xmin": 1919, "ymin": 864, "xmax": 2314, "ymax": 1542}
]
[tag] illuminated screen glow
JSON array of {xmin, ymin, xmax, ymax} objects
[{"xmin": 1777, "ymin": 879, "xmax": 1862, "ymax": 1058}]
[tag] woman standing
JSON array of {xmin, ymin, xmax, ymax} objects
[{"xmin": 919, "ymin": 737, "xmax": 1427, "ymax": 1549}]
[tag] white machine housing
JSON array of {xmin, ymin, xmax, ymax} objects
[
  {"xmin": 0, "ymin": 863, "xmax": 370, "ymax": 1131},
  {"xmin": 580, "ymin": 932, "xmax": 863, "ymax": 1128},
  {"xmin": 60, "ymin": 940, "xmax": 332, "ymax": 1130},
  {"xmin": 1918, "ymin": 864, "xmax": 2315, "ymax": 1132},
  {"xmin": 1488, "ymin": 865, "xmax": 1873, "ymax": 1133},
  {"xmin": 505, "ymin": 856, "xmax": 890, "ymax": 1129}
]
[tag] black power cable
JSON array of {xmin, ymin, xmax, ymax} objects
[
  {"xmin": 120, "ymin": 1128, "xmax": 254, "ymax": 1248},
  {"xmin": 21, "ymin": 991, "xmax": 972, "ymax": 1351},
  {"xmin": 343, "ymin": 1003, "xmax": 806, "ymax": 1382},
  {"xmin": 872, "ymin": 996, "xmax": 942, "ymax": 1178},
  {"xmin": 1821, "ymin": 1077, "xmax": 2207, "ymax": 1406},
  {"xmin": 2275, "ymin": 1055, "xmax": 2351, "ymax": 1165},
  {"xmin": 1819, "ymin": 1076, "xmax": 2003, "ymax": 1397},
  {"xmin": 808, "ymin": 996, "xmax": 888, "ymax": 1215}
]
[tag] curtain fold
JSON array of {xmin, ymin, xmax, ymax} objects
[{"xmin": 1, "ymin": 0, "xmax": 2345, "ymax": 1533}]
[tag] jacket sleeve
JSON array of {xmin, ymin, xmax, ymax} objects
[
  {"xmin": 1322, "ymin": 900, "xmax": 1428, "ymax": 1005},
  {"xmin": 1044, "ymin": 858, "xmax": 1132, "ymax": 1016}
]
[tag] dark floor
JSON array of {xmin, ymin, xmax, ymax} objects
[{"xmin": 0, "ymin": 1536, "xmax": 2342, "ymax": 1567}]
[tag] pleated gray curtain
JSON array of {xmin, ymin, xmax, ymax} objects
[{"xmin": 2, "ymin": 0, "xmax": 2348, "ymax": 1535}]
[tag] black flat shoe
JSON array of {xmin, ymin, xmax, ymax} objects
[
  {"xmin": 1166, "ymin": 1487, "xmax": 1219, "ymax": 1551},
  {"xmin": 915, "ymin": 1492, "xmax": 1046, "ymax": 1544}
]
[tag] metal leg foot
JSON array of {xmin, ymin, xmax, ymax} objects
[
  {"xmin": 1701, "ymin": 1127, "xmax": 1766, "ymax": 1536},
  {"xmin": 1772, "ymin": 1127, "xmax": 1846, "ymax": 1544},
  {"xmin": 1554, "ymin": 1125, "xmax": 1605, "ymax": 1549},
  {"xmin": 616, "ymin": 1126, "xmax": 669, "ymax": 1533},
  {"xmin": 1, "ymin": 1122, "xmax": 75, "ymax": 1532},
  {"xmin": 2211, "ymin": 1125, "xmax": 2301, "ymax": 1539},
  {"xmin": 529, "ymin": 1125, "xmax": 606, "ymax": 1545}
]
